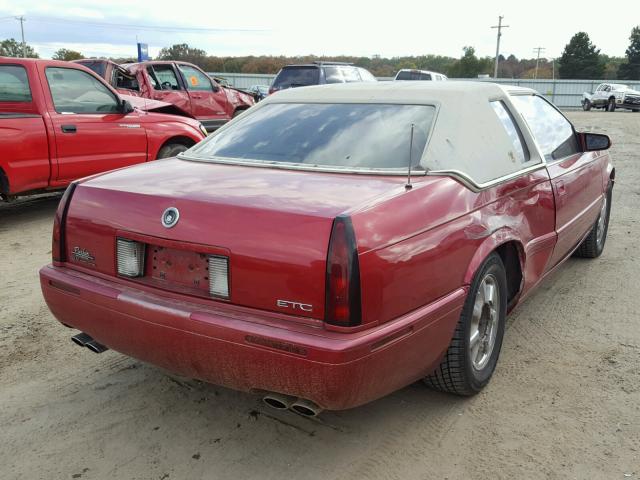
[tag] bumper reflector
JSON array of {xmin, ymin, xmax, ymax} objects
[
  {"xmin": 208, "ymin": 255, "xmax": 229, "ymax": 298},
  {"xmin": 116, "ymin": 238, "xmax": 145, "ymax": 278}
]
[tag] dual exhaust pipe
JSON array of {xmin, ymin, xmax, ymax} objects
[
  {"xmin": 71, "ymin": 332, "xmax": 108, "ymax": 353},
  {"xmin": 72, "ymin": 334, "xmax": 319, "ymax": 415},
  {"xmin": 262, "ymin": 392, "xmax": 323, "ymax": 417}
]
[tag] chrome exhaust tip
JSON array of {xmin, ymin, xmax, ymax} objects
[
  {"xmin": 85, "ymin": 340, "xmax": 109, "ymax": 354},
  {"xmin": 262, "ymin": 392, "xmax": 295, "ymax": 410},
  {"xmin": 71, "ymin": 332, "xmax": 93, "ymax": 347},
  {"xmin": 290, "ymin": 398, "xmax": 323, "ymax": 417}
]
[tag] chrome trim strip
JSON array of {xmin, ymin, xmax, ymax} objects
[{"xmin": 427, "ymin": 163, "xmax": 547, "ymax": 192}]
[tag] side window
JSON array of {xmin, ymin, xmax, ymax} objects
[
  {"xmin": 147, "ymin": 65, "xmax": 181, "ymax": 91},
  {"xmin": 340, "ymin": 67, "xmax": 361, "ymax": 83},
  {"xmin": 490, "ymin": 101, "xmax": 529, "ymax": 164},
  {"xmin": 0, "ymin": 65, "xmax": 32, "ymax": 102},
  {"xmin": 358, "ymin": 68, "xmax": 376, "ymax": 82},
  {"xmin": 45, "ymin": 67, "xmax": 119, "ymax": 114},
  {"xmin": 113, "ymin": 69, "xmax": 139, "ymax": 91},
  {"xmin": 510, "ymin": 95, "xmax": 580, "ymax": 161},
  {"xmin": 324, "ymin": 67, "xmax": 344, "ymax": 84},
  {"xmin": 177, "ymin": 65, "xmax": 213, "ymax": 92}
]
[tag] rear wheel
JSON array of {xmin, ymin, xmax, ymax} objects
[
  {"xmin": 574, "ymin": 183, "xmax": 612, "ymax": 258},
  {"xmin": 157, "ymin": 143, "xmax": 189, "ymax": 159},
  {"xmin": 424, "ymin": 253, "xmax": 507, "ymax": 395},
  {"xmin": 607, "ymin": 98, "xmax": 616, "ymax": 112}
]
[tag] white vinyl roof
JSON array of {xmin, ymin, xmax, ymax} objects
[
  {"xmin": 259, "ymin": 82, "xmax": 541, "ymax": 186},
  {"xmin": 264, "ymin": 80, "xmax": 535, "ymax": 104}
]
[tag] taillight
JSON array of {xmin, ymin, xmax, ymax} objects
[
  {"xmin": 116, "ymin": 238, "xmax": 146, "ymax": 278},
  {"xmin": 325, "ymin": 216, "xmax": 361, "ymax": 327},
  {"xmin": 208, "ymin": 255, "xmax": 230, "ymax": 299},
  {"xmin": 52, "ymin": 183, "xmax": 77, "ymax": 263},
  {"xmin": 268, "ymin": 87, "xmax": 276, "ymax": 95}
]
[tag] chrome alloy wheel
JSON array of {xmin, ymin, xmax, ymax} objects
[
  {"xmin": 596, "ymin": 195, "xmax": 608, "ymax": 248},
  {"xmin": 469, "ymin": 274, "xmax": 500, "ymax": 370}
]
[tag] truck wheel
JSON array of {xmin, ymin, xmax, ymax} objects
[
  {"xmin": 424, "ymin": 252, "xmax": 507, "ymax": 395},
  {"xmin": 607, "ymin": 98, "xmax": 616, "ymax": 112},
  {"xmin": 574, "ymin": 183, "xmax": 612, "ymax": 258},
  {"xmin": 157, "ymin": 143, "xmax": 189, "ymax": 159},
  {"xmin": 582, "ymin": 99, "xmax": 592, "ymax": 111}
]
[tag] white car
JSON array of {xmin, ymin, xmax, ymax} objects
[
  {"xmin": 394, "ymin": 69, "xmax": 448, "ymax": 81},
  {"xmin": 582, "ymin": 83, "xmax": 640, "ymax": 112}
]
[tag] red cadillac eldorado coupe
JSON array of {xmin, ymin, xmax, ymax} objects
[{"xmin": 40, "ymin": 82, "xmax": 614, "ymax": 414}]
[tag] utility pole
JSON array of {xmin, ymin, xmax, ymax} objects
[
  {"xmin": 15, "ymin": 16, "xmax": 26, "ymax": 57},
  {"xmin": 533, "ymin": 47, "xmax": 546, "ymax": 79},
  {"xmin": 491, "ymin": 16, "xmax": 509, "ymax": 78}
]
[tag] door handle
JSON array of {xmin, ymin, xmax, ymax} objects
[{"xmin": 61, "ymin": 125, "xmax": 77, "ymax": 133}]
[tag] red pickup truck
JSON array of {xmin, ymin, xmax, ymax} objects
[
  {"xmin": 0, "ymin": 58, "xmax": 207, "ymax": 200},
  {"xmin": 75, "ymin": 59, "xmax": 255, "ymax": 132}
]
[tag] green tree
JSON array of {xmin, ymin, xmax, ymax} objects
[
  {"xmin": 157, "ymin": 43, "xmax": 207, "ymax": 66},
  {"xmin": 52, "ymin": 48, "xmax": 83, "ymax": 61},
  {"xmin": 617, "ymin": 26, "xmax": 640, "ymax": 80},
  {"xmin": 0, "ymin": 38, "xmax": 39, "ymax": 58},
  {"xmin": 558, "ymin": 32, "xmax": 605, "ymax": 79},
  {"xmin": 447, "ymin": 47, "xmax": 491, "ymax": 78}
]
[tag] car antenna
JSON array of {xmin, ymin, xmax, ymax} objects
[{"xmin": 406, "ymin": 123, "xmax": 415, "ymax": 190}]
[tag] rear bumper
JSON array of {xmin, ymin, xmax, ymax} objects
[{"xmin": 40, "ymin": 265, "xmax": 465, "ymax": 410}]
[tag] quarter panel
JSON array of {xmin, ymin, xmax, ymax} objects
[{"xmin": 355, "ymin": 169, "xmax": 556, "ymax": 325}]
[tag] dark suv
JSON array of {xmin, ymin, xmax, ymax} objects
[{"xmin": 269, "ymin": 62, "xmax": 376, "ymax": 94}]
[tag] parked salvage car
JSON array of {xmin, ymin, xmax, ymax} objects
[
  {"xmin": 40, "ymin": 82, "xmax": 614, "ymax": 414},
  {"xmin": 0, "ymin": 58, "xmax": 206, "ymax": 201},
  {"xmin": 394, "ymin": 69, "xmax": 448, "ymax": 81},
  {"xmin": 78, "ymin": 59, "xmax": 255, "ymax": 132},
  {"xmin": 582, "ymin": 82, "xmax": 640, "ymax": 112},
  {"xmin": 269, "ymin": 62, "xmax": 376, "ymax": 94}
]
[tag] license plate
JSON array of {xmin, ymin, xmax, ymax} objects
[{"xmin": 150, "ymin": 246, "xmax": 209, "ymax": 292}]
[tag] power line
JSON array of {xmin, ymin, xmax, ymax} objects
[
  {"xmin": 26, "ymin": 15, "xmax": 265, "ymax": 34},
  {"xmin": 491, "ymin": 16, "xmax": 509, "ymax": 78}
]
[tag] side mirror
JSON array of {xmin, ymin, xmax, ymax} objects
[
  {"xmin": 580, "ymin": 132, "xmax": 611, "ymax": 152},
  {"xmin": 119, "ymin": 99, "xmax": 135, "ymax": 114}
]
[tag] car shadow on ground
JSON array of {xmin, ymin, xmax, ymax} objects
[{"xmin": 0, "ymin": 193, "xmax": 62, "ymax": 229}]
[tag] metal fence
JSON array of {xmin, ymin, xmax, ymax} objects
[{"xmin": 209, "ymin": 72, "xmax": 640, "ymax": 109}]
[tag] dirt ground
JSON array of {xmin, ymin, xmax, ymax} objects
[{"xmin": 1, "ymin": 111, "xmax": 638, "ymax": 480}]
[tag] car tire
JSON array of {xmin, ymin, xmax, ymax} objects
[
  {"xmin": 574, "ymin": 183, "xmax": 612, "ymax": 258},
  {"xmin": 582, "ymin": 99, "xmax": 592, "ymax": 111},
  {"xmin": 607, "ymin": 98, "xmax": 616, "ymax": 112},
  {"xmin": 424, "ymin": 252, "xmax": 507, "ymax": 396},
  {"xmin": 157, "ymin": 143, "xmax": 189, "ymax": 159}
]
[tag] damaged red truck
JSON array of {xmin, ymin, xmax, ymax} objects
[
  {"xmin": 74, "ymin": 59, "xmax": 255, "ymax": 132},
  {"xmin": 40, "ymin": 82, "xmax": 614, "ymax": 414},
  {"xmin": 0, "ymin": 58, "xmax": 206, "ymax": 200}
]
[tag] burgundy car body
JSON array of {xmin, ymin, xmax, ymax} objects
[{"xmin": 40, "ymin": 83, "xmax": 614, "ymax": 410}]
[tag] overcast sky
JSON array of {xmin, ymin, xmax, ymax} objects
[{"xmin": 0, "ymin": 0, "xmax": 637, "ymax": 61}]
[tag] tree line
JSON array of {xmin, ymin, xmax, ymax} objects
[{"xmin": 2, "ymin": 26, "xmax": 639, "ymax": 80}]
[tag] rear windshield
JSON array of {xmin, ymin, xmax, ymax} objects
[
  {"xmin": 187, "ymin": 103, "xmax": 435, "ymax": 171},
  {"xmin": 0, "ymin": 65, "xmax": 32, "ymax": 102},
  {"xmin": 396, "ymin": 71, "xmax": 432, "ymax": 81},
  {"xmin": 76, "ymin": 61, "xmax": 107, "ymax": 78},
  {"xmin": 272, "ymin": 67, "xmax": 319, "ymax": 89}
]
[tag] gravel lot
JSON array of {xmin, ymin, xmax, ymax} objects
[{"xmin": 1, "ymin": 111, "xmax": 638, "ymax": 480}]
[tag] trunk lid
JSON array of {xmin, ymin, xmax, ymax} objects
[{"xmin": 64, "ymin": 159, "xmax": 405, "ymax": 319}]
